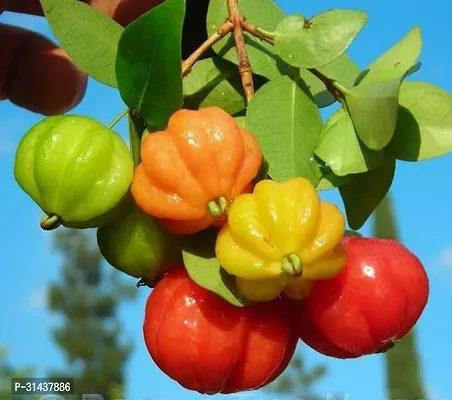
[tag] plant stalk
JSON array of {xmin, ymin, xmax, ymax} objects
[
  {"xmin": 227, "ymin": 0, "xmax": 254, "ymax": 104},
  {"xmin": 242, "ymin": 20, "xmax": 346, "ymax": 101},
  {"xmin": 308, "ymin": 69, "xmax": 344, "ymax": 100},
  {"xmin": 128, "ymin": 111, "xmax": 145, "ymax": 166},
  {"xmin": 108, "ymin": 108, "xmax": 129, "ymax": 130},
  {"xmin": 241, "ymin": 18, "xmax": 275, "ymax": 45},
  {"xmin": 182, "ymin": 21, "xmax": 233, "ymax": 77}
]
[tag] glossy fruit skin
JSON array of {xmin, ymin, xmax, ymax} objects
[
  {"xmin": 143, "ymin": 267, "xmax": 297, "ymax": 394},
  {"xmin": 291, "ymin": 236, "xmax": 429, "ymax": 359},
  {"xmin": 96, "ymin": 200, "xmax": 181, "ymax": 279},
  {"xmin": 131, "ymin": 107, "xmax": 262, "ymax": 235},
  {"xmin": 215, "ymin": 177, "xmax": 346, "ymax": 302},
  {"xmin": 14, "ymin": 115, "xmax": 134, "ymax": 228}
]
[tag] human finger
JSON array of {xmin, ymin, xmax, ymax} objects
[
  {"xmin": 2, "ymin": 0, "xmax": 165, "ymax": 25},
  {"xmin": 0, "ymin": 23, "xmax": 88, "ymax": 115},
  {"xmin": 1, "ymin": 0, "xmax": 44, "ymax": 16}
]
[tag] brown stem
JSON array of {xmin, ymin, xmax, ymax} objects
[
  {"xmin": 241, "ymin": 18, "xmax": 274, "ymax": 46},
  {"xmin": 227, "ymin": 0, "xmax": 254, "ymax": 104},
  {"xmin": 307, "ymin": 68, "xmax": 343, "ymax": 100},
  {"xmin": 242, "ymin": 20, "xmax": 344, "ymax": 101},
  {"xmin": 181, "ymin": 21, "xmax": 233, "ymax": 77}
]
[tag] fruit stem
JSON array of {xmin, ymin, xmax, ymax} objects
[
  {"xmin": 218, "ymin": 196, "xmax": 228, "ymax": 214},
  {"xmin": 108, "ymin": 108, "xmax": 130, "ymax": 130},
  {"xmin": 136, "ymin": 277, "xmax": 162, "ymax": 288},
  {"xmin": 40, "ymin": 214, "xmax": 62, "ymax": 231},
  {"xmin": 282, "ymin": 253, "xmax": 303, "ymax": 277},
  {"xmin": 207, "ymin": 197, "xmax": 228, "ymax": 219},
  {"xmin": 128, "ymin": 111, "xmax": 146, "ymax": 166},
  {"xmin": 207, "ymin": 200, "xmax": 222, "ymax": 218},
  {"xmin": 377, "ymin": 341, "xmax": 395, "ymax": 354}
]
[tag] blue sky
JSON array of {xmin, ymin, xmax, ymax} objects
[{"xmin": 1, "ymin": 0, "xmax": 452, "ymax": 399}]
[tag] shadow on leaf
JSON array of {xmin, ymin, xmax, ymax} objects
[{"xmin": 388, "ymin": 105, "xmax": 421, "ymax": 161}]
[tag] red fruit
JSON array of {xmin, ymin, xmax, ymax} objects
[
  {"xmin": 143, "ymin": 267, "xmax": 297, "ymax": 394},
  {"xmin": 291, "ymin": 236, "xmax": 429, "ymax": 359}
]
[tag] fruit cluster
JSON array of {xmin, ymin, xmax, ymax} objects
[{"xmin": 14, "ymin": 106, "xmax": 429, "ymax": 395}]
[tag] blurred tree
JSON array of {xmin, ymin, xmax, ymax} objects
[
  {"xmin": 0, "ymin": 347, "xmax": 37, "ymax": 400},
  {"xmin": 47, "ymin": 229, "xmax": 137, "ymax": 400},
  {"xmin": 373, "ymin": 194, "xmax": 426, "ymax": 400},
  {"xmin": 265, "ymin": 352, "xmax": 328, "ymax": 400}
]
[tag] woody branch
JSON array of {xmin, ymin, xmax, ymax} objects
[{"xmin": 227, "ymin": 0, "xmax": 254, "ymax": 104}]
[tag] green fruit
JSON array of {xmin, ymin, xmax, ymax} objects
[
  {"xmin": 14, "ymin": 115, "xmax": 134, "ymax": 230},
  {"xmin": 96, "ymin": 204, "xmax": 181, "ymax": 279}
]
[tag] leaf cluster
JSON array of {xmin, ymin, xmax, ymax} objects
[
  {"xmin": 39, "ymin": 0, "xmax": 452, "ymax": 306},
  {"xmin": 0, "ymin": 350, "xmax": 38, "ymax": 400}
]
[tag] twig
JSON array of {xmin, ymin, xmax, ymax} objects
[
  {"xmin": 241, "ymin": 18, "xmax": 275, "ymax": 45},
  {"xmin": 332, "ymin": 80, "xmax": 355, "ymax": 97},
  {"xmin": 307, "ymin": 69, "xmax": 344, "ymax": 100},
  {"xmin": 242, "ymin": 20, "xmax": 347, "ymax": 101},
  {"xmin": 227, "ymin": 0, "xmax": 254, "ymax": 104},
  {"xmin": 182, "ymin": 21, "xmax": 233, "ymax": 77}
]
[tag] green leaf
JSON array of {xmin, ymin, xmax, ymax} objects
[
  {"xmin": 345, "ymin": 78, "xmax": 401, "ymax": 151},
  {"xmin": 316, "ymin": 108, "xmax": 383, "ymax": 176},
  {"xmin": 234, "ymin": 117, "xmax": 270, "ymax": 184},
  {"xmin": 300, "ymin": 53, "xmax": 361, "ymax": 108},
  {"xmin": 274, "ymin": 10, "xmax": 368, "ymax": 69},
  {"xmin": 316, "ymin": 172, "xmax": 353, "ymax": 191},
  {"xmin": 389, "ymin": 81, "xmax": 452, "ymax": 161},
  {"xmin": 207, "ymin": 0, "xmax": 287, "ymax": 80},
  {"xmin": 344, "ymin": 26, "xmax": 422, "ymax": 151},
  {"xmin": 183, "ymin": 57, "xmax": 246, "ymax": 115},
  {"xmin": 40, "ymin": 0, "xmax": 123, "ymax": 87},
  {"xmin": 339, "ymin": 155, "xmax": 396, "ymax": 230},
  {"xmin": 181, "ymin": 230, "xmax": 249, "ymax": 307},
  {"xmin": 246, "ymin": 74, "xmax": 323, "ymax": 185},
  {"xmin": 234, "ymin": 116, "xmax": 247, "ymax": 129},
  {"xmin": 357, "ymin": 26, "xmax": 422, "ymax": 85},
  {"xmin": 116, "ymin": 0, "xmax": 184, "ymax": 130}
]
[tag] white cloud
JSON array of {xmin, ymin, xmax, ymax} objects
[
  {"xmin": 425, "ymin": 385, "xmax": 451, "ymax": 400},
  {"xmin": 27, "ymin": 285, "xmax": 48, "ymax": 310},
  {"xmin": 439, "ymin": 247, "xmax": 452, "ymax": 269}
]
